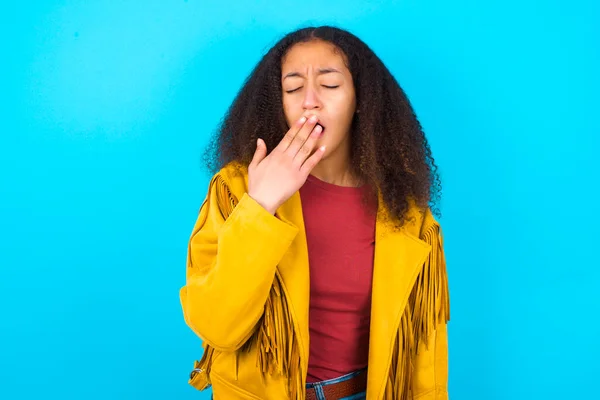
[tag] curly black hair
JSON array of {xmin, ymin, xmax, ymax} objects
[{"xmin": 203, "ymin": 25, "xmax": 442, "ymax": 227}]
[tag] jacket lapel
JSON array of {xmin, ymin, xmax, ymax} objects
[{"xmin": 365, "ymin": 212, "xmax": 432, "ymax": 399}]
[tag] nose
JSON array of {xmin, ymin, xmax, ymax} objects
[{"xmin": 302, "ymin": 83, "xmax": 322, "ymax": 111}]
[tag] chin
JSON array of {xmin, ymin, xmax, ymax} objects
[
  {"xmin": 315, "ymin": 137, "xmax": 328, "ymax": 152},
  {"xmin": 318, "ymin": 135, "xmax": 338, "ymax": 151},
  {"xmin": 318, "ymin": 140, "xmax": 334, "ymax": 159}
]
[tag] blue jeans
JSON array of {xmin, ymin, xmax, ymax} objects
[{"xmin": 305, "ymin": 369, "xmax": 367, "ymax": 400}]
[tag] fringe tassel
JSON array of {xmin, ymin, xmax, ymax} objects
[
  {"xmin": 242, "ymin": 271, "xmax": 303, "ymax": 399},
  {"xmin": 384, "ymin": 221, "xmax": 450, "ymax": 400},
  {"xmin": 190, "ymin": 175, "xmax": 303, "ymax": 399},
  {"xmin": 214, "ymin": 175, "xmax": 237, "ymax": 218}
]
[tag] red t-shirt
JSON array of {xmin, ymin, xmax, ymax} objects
[{"xmin": 299, "ymin": 174, "xmax": 377, "ymax": 383}]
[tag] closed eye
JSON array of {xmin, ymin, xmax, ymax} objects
[{"xmin": 285, "ymin": 85, "xmax": 339, "ymax": 94}]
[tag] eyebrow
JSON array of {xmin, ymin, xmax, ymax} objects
[{"xmin": 283, "ymin": 68, "xmax": 342, "ymax": 79}]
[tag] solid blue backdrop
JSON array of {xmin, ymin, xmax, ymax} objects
[{"xmin": 1, "ymin": 1, "xmax": 598, "ymax": 399}]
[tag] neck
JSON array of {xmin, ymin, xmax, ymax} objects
[{"xmin": 310, "ymin": 139, "xmax": 359, "ymax": 187}]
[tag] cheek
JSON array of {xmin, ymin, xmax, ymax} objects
[
  {"xmin": 333, "ymin": 87, "xmax": 356, "ymax": 113},
  {"xmin": 282, "ymin": 97, "xmax": 299, "ymax": 125},
  {"xmin": 332, "ymin": 98, "xmax": 356, "ymax": 126}
]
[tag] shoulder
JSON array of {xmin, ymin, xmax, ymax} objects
[
  {"xmin": 398, "ymin": 201, "xmax": 442, "ymax": 241},
  {"xmin": 210, "ymin": 161, "xmax": 249, "ymax": 199}
]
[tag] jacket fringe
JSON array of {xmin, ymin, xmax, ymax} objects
[
  {"xmin": 242, "ymin": 271, "xmax": 303, "ymax": 399},
  {"xmin": 189, "ymin": 175, "xmax": 303, "ymax": 399},
  {"xmin": 384, "ymin": 220, "xmax": 450, "ymax": 399}
]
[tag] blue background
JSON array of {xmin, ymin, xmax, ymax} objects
[{"xmin": 2, "ymin": 1, "xmax": 599, "ymax": 399}]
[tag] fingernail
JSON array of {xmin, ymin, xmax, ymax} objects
[
  {"xmin": 299, "ymin": 116, "xmax": 307, "ymax": 123},
  {"xmin": 310, "ymin": 115, "xmax": 318, "ymax": 122},
  {"xmin": 314, "ymin": 125, "xmax": 322, "ymax": 133},
  {"xmin": 257, "ymin": 138, "xmax": 261, "ymax": 146},
  {"xmin": 320, "ymin": 145, "xmax": 326, "ymax": 151}
]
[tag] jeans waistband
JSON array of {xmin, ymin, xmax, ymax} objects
[
  {"xmin": 305, "ymin": 368, "xmax": 367, "ymax": 388},
  {"xmin": 305, "ymin": 369, "xmax": 367, "ymax": 400}
]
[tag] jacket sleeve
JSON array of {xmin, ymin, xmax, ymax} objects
[
  {"xmin": 179, "ymin": 173, "xmax": 299, "ymax": 351},
  {"xmin": 412, "ymin": 321, "xmax": 449, "ymax": 399}
]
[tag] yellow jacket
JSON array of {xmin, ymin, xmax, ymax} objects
[{"xmin": 180, "ymin": 163, "xmax": 450, "ymax": 400}]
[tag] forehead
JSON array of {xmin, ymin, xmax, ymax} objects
[{"xmin": 281, "ymin": 40, "xmax": 348, "ymax": 72}]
